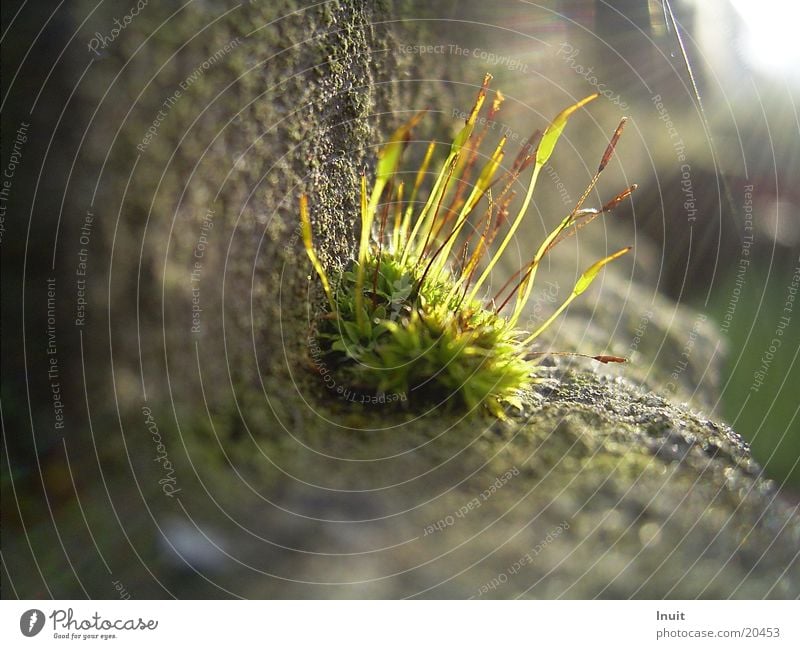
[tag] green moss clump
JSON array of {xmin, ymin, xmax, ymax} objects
[
  {"xmin": 301, "ymin": 75, "xmax": 635, "ymax": 416},
  {"xmin": 315, "ymin": 251, "xmax": 534, "ymax": 413}
]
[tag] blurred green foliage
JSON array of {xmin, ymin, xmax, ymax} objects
[{"xmin": 709, "ymin": 262, "xmax": 800, "ymax": 489}]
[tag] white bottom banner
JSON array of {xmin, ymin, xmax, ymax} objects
[{"xmin": 1, "ymin": 600, "xmax": 797, "ymax": 647}]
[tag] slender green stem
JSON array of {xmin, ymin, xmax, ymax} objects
[
  {"xmin": 354, "ymin": 174, "xmax": 371, "ymax": 334},
  {"xmin": 299, "ymin": 195, "xmax": 335, "ymax": 312},
  {"xmin": 466, "ymin": 163, "xmax": 543, "ymax": 303},
  {"xmin": 521, "ymin": 292, "xmax": 578, "ymax": 346}
]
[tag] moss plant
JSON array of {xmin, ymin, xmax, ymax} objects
[{"xmin": 300, "ymin": 75, "xmax": 636, "ymax": 416}]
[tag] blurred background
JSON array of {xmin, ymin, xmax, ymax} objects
[
  {"xmin": 403, "ymin": 0, "xmax": 800, "ymax": 488},
  {"xmin": 418, "ymin": 0, "xmax": 800, "ymax": 491},
  {"xmin": 2, "ymin": 0, "xmax": 798, "ymax": 599}
]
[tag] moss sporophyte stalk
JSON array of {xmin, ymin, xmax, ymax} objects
[{"xmin": 300, "ymin": 74, "xmax": 636, "ymax": 416}]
